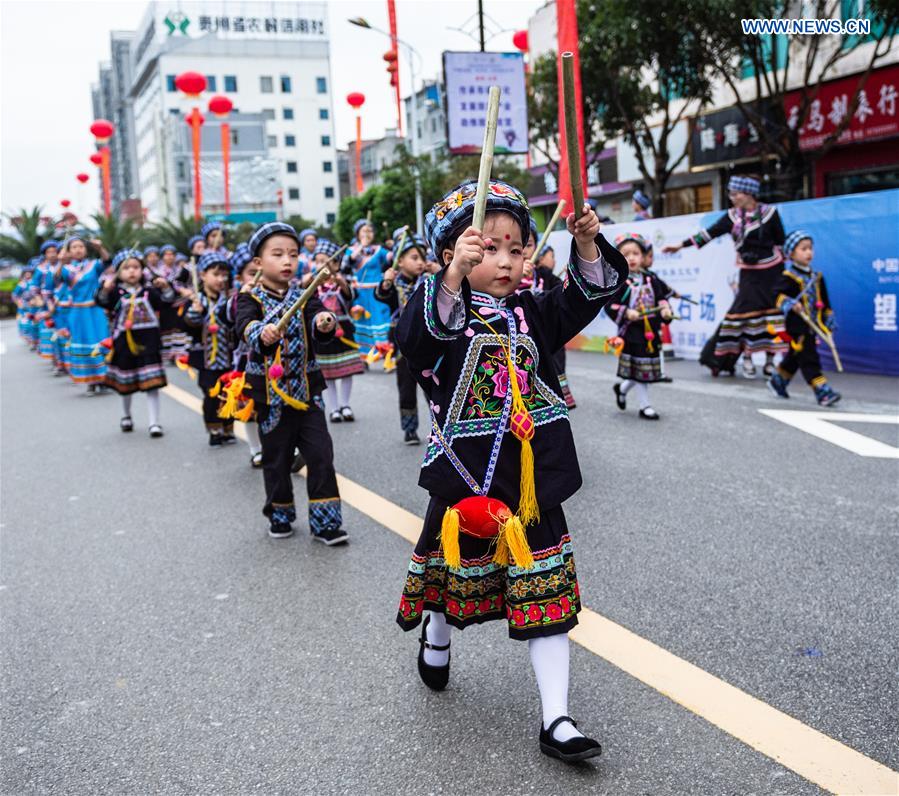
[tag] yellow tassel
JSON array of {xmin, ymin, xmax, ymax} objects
[
  {"xmin": 268, "ymin": 345, "xmax": 309, "ymax": 411},
  {"xmin": 384, "ymin": 348, "xmax": 396, "ymax": 372},
  {"xmin": 339, "ymin": 337, "xmax": 361, "ymax": 349},
  {"xmin": 364, "ymin": 346, "xmax": 381, "ymax": 364},
  {"xmin": 440, "ymin": 508, "xmax": 462, "ymax": 569},
  {"xmin": 643, "ymin": 313, "xmax": 654, "ymax": 354},
  {"xmin": 208, "ymin": 378, "xmax": 222, "ymax": 398},
  {"xmin": 492, "ymin": 532, "xmax": 510, "ymax": 566},
  {"xmin": 175, "ymin": 357, "xmax": 189, "ymax": 371},
  {"xmin": 125, "ymin": 293, "xmax": 144, "ymax": 356},
  {"xmin": 233, "ymin": 398, "xmax": 255, "ymax": 422},
  {"xmin": 503, "ymin": 515, "xmax": 534, "ymax": 570},
  {"xmin": 517, "ymin": 435, "xmax": 539, "ymax": 526}
]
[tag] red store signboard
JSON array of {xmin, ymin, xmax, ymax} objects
[{"xmin": 784, "ymin": 63, "xmax": 899, "ymax": 151}]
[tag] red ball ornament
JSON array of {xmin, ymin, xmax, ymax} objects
[
  {"xmin": 451, "ymin": 496, "xmax": 513, "ymax": 539},
  {"xmin": 644, "ymin": 330, "xmax": 655, "ymax": 341},
  {"xmin": 101, "ymin": 337, "xmax": 114, "ymax": 350},
  {"xmin": 208, "ymin": 95, "xmax": 233, "ymax": 116},
  {"xmin": 510, "ymin": 409, "xmax": 535, "ymax": 442},
  {"xmin": 60, "ymin": 199, "xmax": 71, "ymax": 208},
  {"xmin": 335, "ymin": 327, "xmax": 345, "ymax": 338},
  {"xmin": 90, "ymin": 119, "xmax": 115, "ymax": 142},
  {"xmin": 76, "ymin": 173, "xmax": 89, "ymax": 184},
  {"xmin": 382, "ymin": 50, "xmax": 398, "ymax": 63},
  {"xmin": 346, "ymin": 92, "xmax": 366, "ymax": 109},
  {"xmin": 175, "ymin": 71, "xmax": 207, "ymax": 97},
  {"xmin": 45, "ymin": 318, "xmax": 55, "ymax": 328},
  {"xmin": 815, "ymin": 300, "xmax": 825, "ymax": 309},
  {"xmin": 268, "ymin": 363, "xmax": 284, "ymax": 380},
  {"xmin": 124, "ymin": 319, "xmax": 133, "ymax": 330},
  {"xmin": 89, "ymin": 153, "xmax": 103, "ymax": 166},
  {"xmin": 208, "ymin": 323, "xmax": 219, "ymax": 334},
  {"xmin": 512, "ymin": 30, "xmax": 529, "ymax": 52}
]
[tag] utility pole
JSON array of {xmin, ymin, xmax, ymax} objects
[{"xmin": 478, "ymin": 0, "xmax": 485, "ymax": 51}]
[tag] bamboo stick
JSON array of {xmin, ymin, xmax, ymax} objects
[
  {"xmin": 392, "ymin": 226, "xmax": 409, "ymax": 270},
  {"xmin": 561, "ymin": 53, "xmax": 585, "ymax": 219},
  {"xmin": 528, "ymin": 200, "xmax": 567, "ymax": 265},
  {"xmin": 472, "ymin": 85, "xmax": 502, "ymax": 231},
  {"xmin": 276, "ymin": 267, "xmax": 331, "ymax": 332}
]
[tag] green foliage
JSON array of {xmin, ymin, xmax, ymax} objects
[
  {"xmin": 0, "ymin": 207, "xmax": 56, "ymax": 263},
  {"xmin": 92, "ymin": 213, "xmax": 142, "ymax": 255},
  {"xmin": 139, "ymin": 216, "xmax": 202, "ymax": 253}
]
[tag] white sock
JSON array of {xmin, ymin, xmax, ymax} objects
[
  {"xmin": 338, "ymin": 377, "xmax": 353, "ymax": 407},
  {"xmin": 324, "ymin": 379, "xmax": 339, "ymax": 413},
  {"xmin": 246, "ymin": 422, "xmax": 262, "ymax": 455},
  {"xmin": 121, "ymin": 394, "xmax": 132, "ymax": 416},
  {"xmin": 146, "ymin": 389, "xmax": 160, "ymax": 426},
  {"xmin": 423, "ymin": 611, "xmax": 452, "ymax": 666},
  {"xmin": 634, "ymin": 382, "xmax": 650, "ymax": 410},
  {"xmin": 529, "ymin": 634, "xmax": 584, "ymax": 742},
  {"xmin": 619, "ymin": 379, "xmax": 635, "ymax": 395}
]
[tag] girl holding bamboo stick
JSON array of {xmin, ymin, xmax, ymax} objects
[{"xmin": 767, "ymin": 231, "xmax": 841, "ymax": 406}]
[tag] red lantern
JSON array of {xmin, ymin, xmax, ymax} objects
[
  {"xmin": 386, "ymin": 62, "xmax": 398, "ymax": 74},
  {"xmin": 175, "ymin": 71, "xmax": 207, "ymax": 97},
  {"xmin": 390, "ymin": 74, "xmax": 398, "ymax": 88},
  {"xmin": 89, "ymin": 153, "xmax": 103, "ymax": 166},
  {"xmin": 208, "ymin": 95, "xmax": 233, "ymax": 116},
  {"xmin": 90, "ymin": 119, "xmax": 115, "ymax": 142},
  {"xmin": 382, "ymin": 50, "xmax": 398, "ymax": 63},
  {"xmin": 346, "ymin": 92, "xmax": 366, "ymax": 109},
  {"xmin": 512, "ymin": 30, "xmax": 529, "ymax": 52},
  {"xmin": 76, "ymin": 173, "xmax": 89, "ymax": 184},
  {"xmin": 451, "ymin": 496, "xmax": 513, "ymax": 539},
  {"xmin": 60, "ymin": 199, "xmax": 71, "ymax": 208}
]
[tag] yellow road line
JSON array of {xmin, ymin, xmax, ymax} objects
[{"xmin": 162, "ymin": 382, "xmax": 898, "ymax": 796}]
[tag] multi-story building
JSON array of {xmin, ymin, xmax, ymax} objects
[
  {"xmin": 339, "ymin": 129, "xmax": 403, "ymax": 198},
  {"xmin": 92, "ymin": 1, "xmax": 338, "ymax": 225}
]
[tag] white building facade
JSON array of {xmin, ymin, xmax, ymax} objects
[{"xmin": 129, "ymin": 2, "xmax": 339, "ymax": 224}]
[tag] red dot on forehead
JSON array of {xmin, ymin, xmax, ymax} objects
[{"xmin": 504, "ymin": 234, "xmax": 511, "ymax": 240}]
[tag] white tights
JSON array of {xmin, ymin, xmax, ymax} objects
[
  {"xmin": 246, "ymin": 421, "xmax": 262, "ymax": 455},
  {"xmin": 324, "ymin": 378, "xmax": 354, "ymax": 412},
  {"xmin": 619, "ymin": 379, "xmax": 650, "ymax": 410},
  {"xmin": 121, "ymin": 389, "xmax": 161, "ymax": 426}
]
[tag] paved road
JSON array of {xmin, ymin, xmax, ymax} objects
[{"xmin": 2, "ymin": 322, "xmax": 897, "ymax": 794}]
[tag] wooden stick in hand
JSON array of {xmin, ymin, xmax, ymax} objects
[
  {"xmin": 562, "ymin": 53, "xmax": 585, "ymax": 220},
  {"xmin": 472, "ymin": 85, "xmax": 502, "ymax": 231},
  {"xmin": 528, "ymin": 200, "xmax": 567, "ymax": 265},
  {"xmin": 276, "ymin": 267, "xmax": 332, "ymax": 333},
  {"xmin": 392, "ymin": 227, "xmax": 409, "ymax": 271}
]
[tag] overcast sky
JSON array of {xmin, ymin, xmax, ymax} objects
[{"xmin": 0, "ymin": 0, "xmax": 543, "ymax": 223}]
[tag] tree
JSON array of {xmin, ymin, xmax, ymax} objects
[
  {"xmin": 284, "ymin": 215, "xmax": 333, "ymax": 240},
  {"xmin": 0, "ymin": 207, "xmax": 56, "ymax": 263},
  {"xmin": 528, "ymin": 0, "xmax": 727, "ymax": 216},
  {"xmin": 93, "ymin": 213, "xmax": 141, "ymax": 254},
  {"xmin": 140, "ymin": 216, "xmax": 203, "ymax": 253},
  {"xmin": 706, "ymin": 0, "xmax": 899, "ymax": 200}
]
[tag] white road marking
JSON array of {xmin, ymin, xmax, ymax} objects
[{"xmin": 759, "ymin": 410, "xmax": 899, "ymax": 458}]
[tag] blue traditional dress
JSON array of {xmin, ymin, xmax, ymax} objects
[
  {"xmin": 342, "ymin": 243, "xmax": 391, "ymax": 348},
  {"xmin": 61, "ymin": 258, "xmax": 110, "ymax": 384}
]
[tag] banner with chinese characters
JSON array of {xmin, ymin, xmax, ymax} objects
[
  {"xmin": 443, "ymin": 51, "xmax": 528, "ymax": 155},
  {"xmin": 542, "ymin": 188, "xmax": 899, "ymax": 375},
  {"xmin": 784, "ymin": 63, "xmax": 899, "ymax": 151},
  {"xmin": 690, "ymin": 105, "xmax": 775, "ymax": 169}
]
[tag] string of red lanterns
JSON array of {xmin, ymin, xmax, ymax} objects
[
  {"xmin": 90, "ymin": 119, "xmax": 115, "ymax": 215},
  {"xmin": 512, "ymin": 31, "xmax": 532, "ymax": 169},
  {"xmin": 347, "ymin": 92, "xmax": 366, "ymax": 195},
  {"xmin": 176, "ymin": 71, "xmax": 208, "ymax": 221},
  {"xmin": 208, "ymin": 95, "xmax": 234, "ymax": 217}
]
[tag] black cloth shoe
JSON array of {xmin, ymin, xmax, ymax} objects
[
  {"xmin": 639, "ymin": 407, "xmax": 660, "ymax": 420},
  {"xmin": 291, "ymin": 448, "xmax": 306, "ymax": 473},
  {"xmin": 149, "ymin": 424, "xmax": 164, "ymax": 438},
  {"xmin": 120, "ymin": 416, "xmax": 133, "ymax": 432},
  {"xmin": 417, "ymin": 615, "xmax": 450, "ymax": 691},
  {"xmin": 251, "ymin": 452, "xmax": 263, "ymax": 468},
  {"xmin": 613, "ymin": 383, "xmax": 626, "ymax": 411},
  {"xmin": 221, "ymin": 432, "xmax": 237, "ymax": 445},
  {"xmin": 209, "ymin": 433, "xmax": 225, "ymax": 447},
  {"xmin": 539, "ymin": 716, "xmax": 602, "ymax": 763},
  {"xmin": 404, "ymin": 430, "xmax": 421, "ymax": 445},
  {"xmin": 268, "ymin": 522, "xmax": 294, "ymax": 539},
  {"xmin": 312, "ymin": 527, "xmax": 348, "ymax": 546},
  {"xmin": 329, "ymin": 410, "xmax": 343, "ymax": 423}
]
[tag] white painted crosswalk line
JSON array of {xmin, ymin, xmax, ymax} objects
[{"xmin": 759, "ymin": 409, "xmax": 899, "ymax": 458}]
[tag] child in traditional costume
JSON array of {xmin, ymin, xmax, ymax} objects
[
  {"xmin": 12, "ymin": 267, "xmax": 35, "ymax": 342},
  {"xmin": 154, "ymin": 244, "xmax": 192, "ymax": 362},
  {"xmin": 96, "ymin": 249, "xmax": 172, "ymax": 436},
  {"xmin": 768, "ymin": 231, "xmax": 841, "ymax": 406},
  {"xmin": 59, "ymin": 236, "xmax": 112, "ymax": 391},
  {"xmin": 201, "ymin": 222, "xmax": 229, "ymax": 261},
  {"xmin": 341, "ymin": 219, "xmax": 392, "ymax": 351},
  {"xmin": 184, "ymin": 251, "xmax": 235, "ymax": 446},
  {"xmin": 52, "ymin": 253, "xmax": 73, "ymax": 376},
  {"xmin": 395, "ymin": 180, "xmax": 626, "ymax": 763},
  {"xmin": 297, "ymin": 228, "xmax": 318, "ymax": 279},
  {"xmin": 188, "ymin": 235, "xmax": 206, "ymax": 259},
  {"xmin": 607, "ymin": 233, "xmax": 673, "ymax": 420},
  {"xmin": 35, "ymin": 242, "xmax": 60, "ymax": 365},
  {"xmin": 375, "ymin": 227, "xmax": 428, "ymax": 444},
  {"xmin": 312, "ymin": 239, "xmax": 365, "ymax": 423},
  {"xmin": 235, "ymin": 222, "xmax": 346, "ymax": 543}
]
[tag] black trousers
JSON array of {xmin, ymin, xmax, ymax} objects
[
  {"xmin": 396, "ymin": 356, "xmax": 419, "ymax": 433},
  {"xmin": 779, "ymin": 335, "xmax": 823, "ymax": 385},
  {"xmin": 260, "ymin": 404, "xmax": 341, "ymax": 531},
  {"xmin": 198, "ymin": 369, "xmax": 233, "ymax": 433}
]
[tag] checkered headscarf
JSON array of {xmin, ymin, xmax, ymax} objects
[
  {"xmin": 727, "ymin": 175, "xmax": 760, "ymax": 197},
  {"xmin": 40, "ymin": 240, "xmax": 61, "ymax": 254},
  {"xmin": 187, "ymin": 235, "xmax": 204, "ymax": 250},
  {"xmin": 200, "ymin": 221, "xmax": 222, "ymax": 239},
  {"xmin": 298, "ymin": 228, "xmax": 317, "ymax": 244},
  {"xmin": 614, "ymin": 232, "xmax": 649, "ymax": 253},
  {"xmin": 392, "ymin": 229, "xmax": 426, "ymax": 260},
  {"xmin": 353, "ymin": 218, "xmax": 373, "ymax": 237},
  {"xmin": 425, "ymin": 179, "xmax": 530, "ymax": 257},
  {"xmin": 247, "ymin": 222, "xmax": 299, "ymax": 258},
  {"xmin": 159, "ymin": 244, "xmax": 176, "ymax": 254},
  {"xmin": 112, "ymin": 248, "xmax": 143, "ymax": 269},
  {"xmin": 783, "ymin": 230, "xmax": 812, "ymax": 260},
  {"xmin": 633, "ymin": 189, "xmax": 651, "ymax": 209},
  {"xmin": 197, "ymin": 251, "xmax": 230, "ymax": 272},
  {"xmin": 143, "ymin": 245, "xmax": 159, "ymax": 255},
  {"xmin": 313, "ymin": 239, "xmax": 340, "ymax": 258}
]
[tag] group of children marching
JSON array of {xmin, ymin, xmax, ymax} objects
[{"xmin": 12, "ymin": 175, "xmax": 843, "ymax": 765}]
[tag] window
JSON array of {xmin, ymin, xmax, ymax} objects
[
  {"xmin": 177, "ymin": 161, "xmax": 186, "ymax": 179},
  {"xmin": 206, "ymin": 75, "xmax": 217, "ymax": 92},
  {"xmin": 230, "ymin": 128, "xmax": 239, "ymax": 145},
  {"xmin": 285, "ymin": 134, "xmax": 296, "ymax": 147},
  {"xmin": 261, "ymin": 108, "xmax": 275, "ymax": 120},
  {"xmin": 224, "ymin": 75, "xmax": 237, "ymax": 92},
  {"xmin": 319, "ymin": 108, "xmax": 329, "ymax": 120},
  {"xmin": 320, "ymin": 135, "xmax": 331, "ymax": 146},
  {"xmin": 281, "ymin": 76, "xmax": 292, "ymax": 93},
  {"xmin": 165, "ymin": 74, "xmax": 177, "ymax": 91},
  {"xmin": 326, "ymin": 213, "xmax": 336, "ymax": 225},
  {"xmin": 288, "ymin": 188, "xmax": 300, "ymax": 200},
  {"xmin": 286, "ymin": 161, "xmax": 297, "ymax": 174},
  {"xmin": 316, "ymin": 76, "xmax": 327, "ymax": 94},
  {"xmin": 324, "ymin": 187, "xmax": 335, "ymax": 199},
  {"xmin": 267, "ymin": 135, "xmax": 277, "ymax": 147},
  {"xmin": 322, "ymin": 161, "xmax": 333, "ymax": 173},
  {"xmin": 260, "ymin": 75, "xmax": 273, "ymax": 93},
  {"xmin": 283, "ymin": 107, "xmax": 294, "ymax": 120}
]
